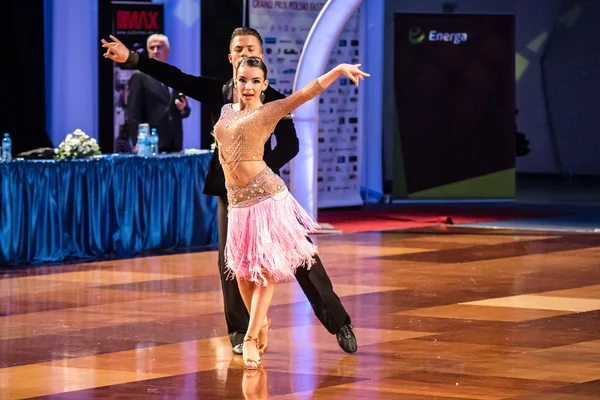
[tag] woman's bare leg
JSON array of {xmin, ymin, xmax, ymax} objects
[
  {"xmin": 241, "ymin": 275, "xmax": 274, "ymax": 368},
  {"xmin": 248, "ymin": 281, "xmax": 274, "ymax": 339},
  {"xmin": 237, "ymin": 278, "xmax": 254, "ymax": 313},
  {"xmin": 238, "ymin": 276, "xmax": 271, "ymax": 356}
]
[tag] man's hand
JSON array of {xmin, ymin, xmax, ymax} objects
[
  {"xmin": 101, "ymin": 35, "xmax": 130, "ymax": 63},
  {"xmin": 175, "ymin": 95, "xmax": 188, "ymax": 112}
]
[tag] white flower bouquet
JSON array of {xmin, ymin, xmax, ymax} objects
[{"xmin": 54, "ymin": 129, "xmax": 101, "ymax": 160}]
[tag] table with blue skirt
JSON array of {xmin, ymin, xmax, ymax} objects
[{"xmin": 0, "ymin": 152, "xmax": 218, "ymax": 265}]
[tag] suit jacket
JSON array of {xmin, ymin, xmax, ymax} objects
[
  {"xmin": 127, "ymin": 52, "xmax": 299, "ymax": 197},
  {"xmin": 115, "ymin": 136, "xmax": 133, "ymax": 153},
  {"xmin": 126, "ymin": 70, "xmax": 191, "ymax": 153}
]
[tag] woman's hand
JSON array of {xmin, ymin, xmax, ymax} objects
[
  {"xmin": 101, "ymin": 35, "xmax": 130, "ymax": 63},
  {"xmin": 336, "ymin": 64, "xmax": 370, "ymax": 86}
]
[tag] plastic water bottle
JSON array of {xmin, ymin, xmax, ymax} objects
[
  {"xmin": 149, "ymin": 127, "xmax": 158, "ymax": 156},
  {"xmin": 140, "ymin": 134, "xmax": 150, "ymax": 157},
  {"xmin": 1, "ymin": 133, "xmax": 12, "ymax": 162},
  {"xmin": 137, "ymin": 123, "xmax": 149, "ymax": 156}
]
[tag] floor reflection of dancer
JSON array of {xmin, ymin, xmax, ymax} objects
[{"xmin": 242, "ymin": 368, "xmax": 268, "ymax": 400}]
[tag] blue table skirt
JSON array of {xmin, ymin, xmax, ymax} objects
[{"xmin": 0, "ymin": 153, "xmax": 218, "ymax": 264}]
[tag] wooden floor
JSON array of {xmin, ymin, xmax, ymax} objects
[{"xmin": 2, "ymin": 227, "xmax": 600, "ymax": 399}]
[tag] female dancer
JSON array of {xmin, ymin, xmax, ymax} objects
[
  {"xmin": 103, "ymin": 37, "xmax": 369, "ymax": 369},
  {"xmin": 215, "ymin": 55, "xmax": 367, "ymax": 369}
]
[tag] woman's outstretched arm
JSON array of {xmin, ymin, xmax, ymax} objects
[{"xmin": 263, "ymin": 64, "xmax": 370, "ymax": 125}]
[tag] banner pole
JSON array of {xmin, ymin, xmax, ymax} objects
[{"xmin": 242, "ymin": 0, "xmax": 247, "ymax": 25}]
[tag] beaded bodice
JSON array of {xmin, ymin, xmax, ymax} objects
[
  {"xmin": 226, "ymin": 167, "xmax": 285, "ymax": 208},
  {"xmin": 214, "ymin": 79, "xmax": 324, "ymax": 178}
]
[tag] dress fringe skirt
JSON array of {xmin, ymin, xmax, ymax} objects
[{"xmin": 224, "ymin": 168, "xmax": 319, "ymax": 285}]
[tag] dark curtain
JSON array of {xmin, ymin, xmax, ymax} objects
[
  {"xmin": 200, "ymin": 0, "xmax": 244, "ymax": 149},
  {"xmin": 0, "ymin": 0, "xmax": 53, "ymax": 154}
]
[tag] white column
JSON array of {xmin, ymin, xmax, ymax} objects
[
  {"xmin": 154, "ymin": 0, "xmax": 202, "ymax": 150},
  {"xmin": 362, "ymin": 0, "xmax": 384, "ymax": 203},
  {"xmin": 45, "ymin": 0, "xmax": 98, "ymax": 144},
  {"xmin": 292, "ymin": 0, "xmax": 364, "ymax": 219}
]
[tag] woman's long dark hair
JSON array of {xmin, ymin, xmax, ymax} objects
[{"xmin": 236, "ymin": 56, "xmax": 268, "ymax": 80}]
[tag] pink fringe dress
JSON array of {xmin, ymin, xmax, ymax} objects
[{"xmin": 214, "ymin": 80, "xmax": 324, "ymax": 285}]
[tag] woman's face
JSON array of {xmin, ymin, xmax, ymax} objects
[{"xmin": 235, "ymin": 65, "xmax": 268, "ymax": 107}]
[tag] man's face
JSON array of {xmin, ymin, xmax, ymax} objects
[
  {"xmin": 147, "ymin": 39, "xmax": 170, "ymax": 62},
  {"xmin": 228, "ymin": 35, "xmax": 263, "ymax": 72}
]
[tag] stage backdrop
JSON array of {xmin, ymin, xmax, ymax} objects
[
  {"xmin": 249, "ymin": 1, "xmax": 363, "ymax": 208},
  {"xmin": 393, "ymin": 13, "xmax": 515, "ymax": 199},
  {"xmin": 111, "ymin": 2, "xmax": 164, "ymax": 148}
]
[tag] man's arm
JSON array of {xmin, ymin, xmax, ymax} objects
[
  {"xmin": 263, "ymin": 87, "xmax": 300, "ymax": 171},
  {"xmin": 127, "ymin": 52, "xmax": 225, "ymax": 103},
  {"xmin": 126, "ymin": 72, "xmax": 144, "ymax": 145}
]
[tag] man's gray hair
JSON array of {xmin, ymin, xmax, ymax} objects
[{"xmin": 147, "ymin": 34, "xmax": 170, "ymax": 48}]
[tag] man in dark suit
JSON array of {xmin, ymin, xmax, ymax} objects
[
  {"xmin": 102, "ymin": 27, "xmax": 357, "ymax": 355},
  {"xmin": 126, "ymin": 34, "xmax": 190, "ymax": 153}
]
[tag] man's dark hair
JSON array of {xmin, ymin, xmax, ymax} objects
[{"xmin": 230, "ymin": 27, "xmax": 263, "ymax": 48}]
